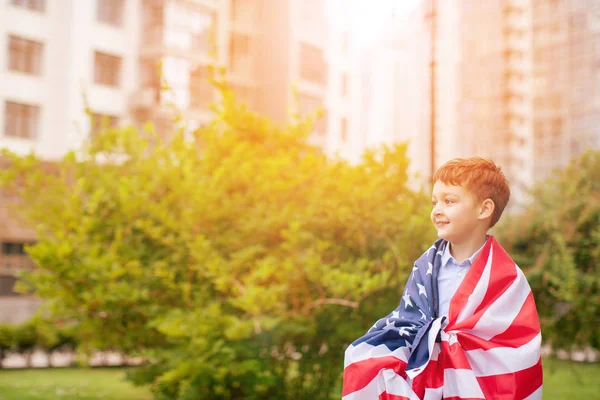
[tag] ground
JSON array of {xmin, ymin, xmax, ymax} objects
[{"xmin": 0, "ymin": 359, "xmax": 598, "ymax": 399}]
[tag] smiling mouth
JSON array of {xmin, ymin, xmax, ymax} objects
[{"xmin": 435, "ymin": 222, "xmax": 449, "ymax": 228}]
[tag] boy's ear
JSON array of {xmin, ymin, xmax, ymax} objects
[{"xmin": 478, "ymin": 198, "xmax": 495, "ymax": 220}]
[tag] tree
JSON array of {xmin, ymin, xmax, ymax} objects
[
  {"xmin": 12, "ymin": 321, "xmax": 38, "ymax": 367},
  {"xmin": 0, "ymin": 324, "xmax": 14, "ymax": 368},
  {"xmin": 497, "ymin": 150, "xmax": 600, "ymax": 352},
  {"xmin": 0, "ymin": 85, "xmax": 434, "ymax": 399}
]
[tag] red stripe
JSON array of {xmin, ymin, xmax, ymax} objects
[
  {"xmin": 458, "ymin": 292, "xmax": 540, "ymax": 351},
  {"xmin": 440, "ymin": 341, "xmax": 472, "ymax": 370},
  {"xmin": 447, "ymin": 237, "xmax": 492, "ymax": 327},
  {"xmin": 378, "ymin": 393, "xmax": 411, "ymax": 400},
  {"xmin": 476, "ymin": 357, "xmax": 543, "ymax": 399},
  {"xmin": 410, "ymin": 359, "xmax": 442, "ymax": 399},
  {"xmin": 471, "ymin": 242, "xmax": 518, "ymax": 316},
  {"xmin": 450, "ymin": 238, "xmax": 519, "ymax": 331},
  {"xmin": 443, "ymin": 397, "xmax": 485, "ymax": 400},
  {"xmin": 343, "ymin": 355, "xmax": 408, "ymax": 396}
]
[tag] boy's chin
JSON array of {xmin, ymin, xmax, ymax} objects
[{"xmin": 435, "ymin": 230, "xmax": 454, "ymax": 242}]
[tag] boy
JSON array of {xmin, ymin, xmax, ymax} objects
[{"xmin": 342, "ymin": 158, "xmax": 542, "ymax": 400}]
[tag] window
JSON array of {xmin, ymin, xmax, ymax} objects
[
  {"xmin": 299, "ymin": 43, "xmax": 327, "ymax": 86},
  {"xmin": 230, "ymin": 84, "xmax": 255, "ymax": 106},
  {"xmin": 139, "ymin": 59, "xmax": 160, "ymax": 88},
  {"xmin": 163, "ymin": 2, "xmax": 215, "ymax": 54},
  {"xmin": 91, "ymin": 113, "xmax": 119, "ymax": 136},
  {"xmin": 341, "ymin": 74, "xmax": 348, "ymax": 97},
  {"xmin": 2, "ymin": 242, "xmax": 26, "ymax": 255},
  {"xmin": 94, "ymin": 51, "xmax": 122, "ymax": 87},
  {"xmin": 231, "ymin": 0, "xmax": 256, "ymax": 24},
  {"xmin": 190, "ymin": 66, "xmax": 213, "ymax": 109},
  {"xmin": 298, "ymin": 94, "xmax": 326, "ymax": 135},
  {"xmin": 97, "ymin": 0, "xmax": 124, "ymax": 26},
  {"xmin": 141, "ymin": 1, "xmax": 164, "ymax": 45},
  {"xmin": 341, "ymin": 32, "xmax": 349, "ymax": 56},
  {"xmin": 190, "ymin": 9, "xmax": 216, "ymax": 53},
  {"xmin": 341, "ymin": 118, "xmax": 348, "ymax": 142},
  {"xmin": 11, "ymin": 0, "xmax": 45, "ymax": 12},
  {"xmin": 229, "ymin": 33, "xmax": 253, "ymax": 75},
  {"xmin": 4, "ymin": 101, "xmax": 40, "ymax": 139},
  {"xmin": 8, "ymin": 35, "xmax": 43, "ymax": 75},
  {"xmin": 0, "ymin": 276, "xmax": 19, "ymax": 296}
]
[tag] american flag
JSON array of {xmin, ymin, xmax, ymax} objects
[{"xmin": 343, "ymin": 236, "xmax": 543, "ymax": 399}]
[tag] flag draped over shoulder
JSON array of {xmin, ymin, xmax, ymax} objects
[{"xmin": 343, "ymin": 236, "xmax": 543, "ymax": 400}]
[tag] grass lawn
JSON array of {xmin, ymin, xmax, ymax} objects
[
  {"xmin": 0, "ymin": 359, "xmax": 598, "ymax": 399},
  {"xmin": 542, "ymin": 358, "xmax": 600, "ymax": 400},
  {"xmin": 0, "ymin": 368, "xmax": 152, "ymax": 400}
]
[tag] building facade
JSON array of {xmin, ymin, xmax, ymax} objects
[
  {"xmin": 0, "ymin": 0, "xmax": 336, "ymax": 323},
  {"xmin": 427, "ymin": 0, "xmax": 600, "ymax": 208},
  {"xmin": 0, "ymin": 0, "xmax": 141, "ymax": 323}
]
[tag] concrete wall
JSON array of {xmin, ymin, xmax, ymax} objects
[{"xmin": 0, "ymin": 0, "xmax": 140, "ymax": 160}]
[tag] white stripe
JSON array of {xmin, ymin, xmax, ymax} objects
[
  {"xmin": 344, "ymin": 342, "xmax": 410, "ymax": 368},
  {"xmin": 468, "ymin": 265, "xmax": 531, "ymax": 340},
  {"xmin": 465, "ymin": 333, "xmax": 542, "ymax": 376},
  {"xmin": 342, "ymin": 370, "xmax": 382, "ymax": 400},
  {"xmin": 523, "ymin": 385, "xmax": 543, "ymax": 400},
  {"xmin": 382, "ymin": 369, "xmax": 421, "ymax": 399},
  {"xmin": 406, "ymin": 317, "xmax": 444, "ymax": 379},
  {"xmin": 423, "ymin": 387, "xmax": 443, "ymax": 400},
  {"xmin": 342, "ymin": 368, "xmax": 420, "ymax": 400},
  {"xmin": 443, "ymin": 369, "xmax": 486, "ymax": 398},
  {"xmin": 455, "ymin": 245, "xmax": 493, "ymax": 324}
]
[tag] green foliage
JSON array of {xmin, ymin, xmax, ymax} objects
[
  {"xmin": 0, "ymin": 86, "xmax": 434, "ymax": 399},
  {"xmin": 12, "ymin": 321, "xmax": 38, "ymax": 367},
  {"xmin": 498, "ymin": 150, "xmax": 600, "ymax": 351},
  {"xmin": 0, "ymin": 324, "xmax": 15, "ymax": 367}
]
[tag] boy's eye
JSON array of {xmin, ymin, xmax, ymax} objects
[
  {"xmin": 431, "ymin": 201, "xmax": 437, "ymax": 206},
  {"xmin": 445, "ymin": 199, "xmax": 454, "ymax": 204}
]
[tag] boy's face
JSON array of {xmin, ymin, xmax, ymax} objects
[{"xmin": 430, "ymin": 180, "xmax": 485, "ymax": 244}]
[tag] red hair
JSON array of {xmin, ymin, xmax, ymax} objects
[{"xmin": 433, "ymin": 157, "xmax": 510, "ymax": 227}]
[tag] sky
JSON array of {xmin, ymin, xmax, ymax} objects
[{"xmin": 327, "ymin": 0, "xmax": 422, "ymax": 46}]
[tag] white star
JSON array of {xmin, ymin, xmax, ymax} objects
[
  {"xmin": 411, "ymin": 266, "xmax": 418, "ymax": 279},
  {"xmin": 383, "ymin": 318, "xmax": 395, "ymax": 331},
  {"xmin": 427, "ymin": 262, "xmax": 433, "ymax": 275},
  {"xmin": 406, "ymin": 340, "xmax": 413, "ymax": 350},
  {"xmin": 368, "ymin": 322, "xmax": 378, "ymax": 332},
  {"xmin": 391, "ymin": 310, "xmax": 400, "ymax": 319},
  {"xmin": 417, "ymin": 283, "xmax": 428, "ymax": 298},
  {"xmin": 447, "ymin": 333, "xmax": 459, "ymax": 346},
  {"xmin": 402, "ymin": 291, "xmax": 413, "ymax": 309},
  {"xmin": 398, "ymin": 326, "xmax": 411, "ymax": 336},
  {"xmin": 419, "ymin": 309, "xmax": 427, "ymax": 321}
]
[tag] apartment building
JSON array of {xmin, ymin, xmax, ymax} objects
[
  {"xmin": 426, "ymin": 0, "xmax": 600, "ymax": 208},
  {"xmin": 0, "ymin": 0, "xmax": 141, "ymax": 322},
  {"xmin": 0, "ymin": 0, "xmax": 334, "ymax": 322},
  {"xmin": 454, "ymin": 0, "xmax": 534, "ymax": 208},
  {"xmin": 324, "ymin": 0, "xmax": 430, "ymax": 187},
  {"xmin": 129, "ymin": 0, "xmax": 329, "ymax": 141}
]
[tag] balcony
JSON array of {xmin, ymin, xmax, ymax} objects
[
  {"xmin": 0, "ymin": 255, "xmax": 35, "ymax": 276},
  {"xmin": 129, "ymin": 88, "xmax": 159, "ymax": 110}
]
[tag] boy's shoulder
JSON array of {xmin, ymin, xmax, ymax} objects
[
  {"xmin": 417, "ymin": 239, "xmax": 445, "ymax": 261},
  {"xmin": 412, "ymin": 238, "xmax": 446, "ymax": 268}
]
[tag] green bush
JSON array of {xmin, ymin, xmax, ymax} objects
[
  {"xmin": 0, "ymin": 324, "xmax": 15, "ymax": 367},
  {"xmin": 0, "ymin": 85, "xmax": 434, "ymax": 398},
  {"xmin": 12, "ymin": 322, "xmax": 38, "ymax": 367},
  {"xmin": 498, "ymin": 150, "xmax": 600, "ymax": 352}
]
